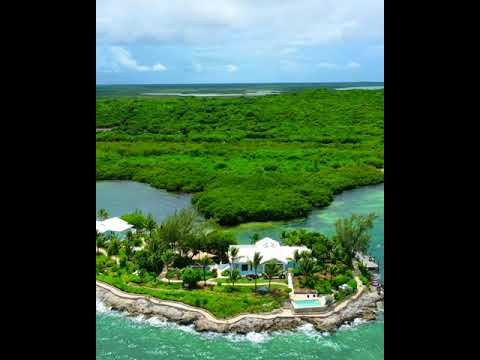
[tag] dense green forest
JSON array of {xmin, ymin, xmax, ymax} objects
[{"xmin": 96, "ymin": 89, "xmax": 384, "ymax": 225}]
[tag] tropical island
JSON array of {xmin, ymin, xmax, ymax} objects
[
  {"xmin": 96, "ymin": 89, "xmax": 384, "ymax": 225},
  {"xmin": 96, "ymin": 208, "xmax": 383, "ymax": 333},
  {"xmin": 96, "ymin": 88, "xmax": 384, "ymax": 333}
]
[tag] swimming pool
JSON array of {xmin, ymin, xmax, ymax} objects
[{"xmin": 291, "ymin": 299, "xmax": 324, "ymax": 309}]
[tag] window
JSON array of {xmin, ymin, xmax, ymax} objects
[{"xmin": 241, "ymin": 264, "xmax": 248, "ymax": 272}]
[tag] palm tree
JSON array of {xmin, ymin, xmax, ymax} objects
[
  {"xmin": 248, "ymin": 251, "xmax": 263, "ymax": 291},
  {"xmin": 298, "ymin": 254, "xmax": 316, "ymax": 288},
  {"xmin": 230, "ymin": 269, "xmax": 240, "ymax": 288},
  {"xmin": 145, "ymin": 214, "xmax": 156, "ymax": 233},
  {"xmin": 228, "ymin": 247, "xmax": 239, "ymax": 285},
  {"xmin": 123, "ymin": 241, "xmax": 133, "ymax": 260},
  {"xmin": 96, "ymin": 230, "xmax": 105, "ymax": 255},
  {"xmin": 229, "ymin": 247, "xmax": 239, "ymax": 271},
  {"xmin": 197, "ymin": 255, "xmax": 213, "ymax": 286},
  {"xmin": 293, "ymin": 249, "xmax": 302, "ymax": 268},
  {"xmin": 97, "ymin": 208, "xmax": 109, "ymax": 221},
  {"xmin": 161, "ymin": 250, "xmax": 175, "ymax": 284},
  {"xmin": 249, "ymin": 233, "xmax": 260, "ymax": 244},
  {"xmin": 107, "ymin": 236, "xmax": 120, "ymax": 256},
  {"xmin": 264, "ymin": 261, "xmax": 281, "ymax": 290}
]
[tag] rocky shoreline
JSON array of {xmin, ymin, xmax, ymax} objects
[{"xmin": 96, "ymin": 282, "xmax": 384, "ymax": 334}]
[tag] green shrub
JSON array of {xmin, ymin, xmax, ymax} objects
[
  {"xmin": 299, "ymin": 275, "xmax": 317, "ymax": 289},
  {"xmin": 315, "ymin": 280, "xmax": 332, "ymax": 294},
  {"xmin": 292, "ymin": 269, "xmax": 302, "ymax": 276},
  {"xmin": 182, "ymin": 268, "xmax": 202, "ymax": 289},
  {"xmin": 121, "ymin": 210, "xmax": 155, "ymax": 230},
  {"xmin": 222, "ymin": 269, "xmax": 231, "ymax": 277},
  {"xmin": 167, "ymin": 269, "xmax": 179, "ymax": 280},
  {"xmin": 335, "ymin": 290, "xmax": 348, "ymax": 302},
  {"xmin": 119, "ymin": 255, "xmax": 128, "ymax": 268},
  {"xmin": 142, "ymin": 272, "xmax": 157, "ymax": 284},
  {"xmin": 107, "ymin": 239, "xmax": 120, "ymax": 256},
  {"xmin": 359, "ymin": 275, "xmax": 370, "ymax": 286},
  {"xmin": 129, "ymin": 274, "xmax": 142, "ymax": 284},
  {"xmin": 347, "ymin": 279, "xmax": 357, "ymax": 291},
  {"xmin": 334, "ymin": 274, "xmax": 350, "ymax": 287}
]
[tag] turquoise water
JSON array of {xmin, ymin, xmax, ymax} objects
[
  {"xmin": 229, "ymin": 184, "xmax": 384, "ymax": 279},
  {"xmin": 292, "ymin": 300, "xmax": 323, "ymax": 309},
  {"xmin": 96, "ymin": 181, "xmax": 384, "ymax": 359},
  {"xmin": 96, "ymin": 311, "xmax": 383, "ymax": 360}
]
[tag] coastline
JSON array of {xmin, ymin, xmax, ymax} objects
[{"xmin": 96, "ymin": 280, "xmax": 383, "ymax": 334}]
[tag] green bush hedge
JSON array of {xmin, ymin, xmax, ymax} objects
[{"xmin": 334, "ymin": 274, "xmax": 351, "ymax": 287}]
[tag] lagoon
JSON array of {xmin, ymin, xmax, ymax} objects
[{"xmin": 96, "ymin": 181, "xmax": 192, "ymax": 223}]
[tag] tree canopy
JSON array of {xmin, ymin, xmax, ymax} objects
[{"xmin": 97, "ymin": 89, "xmax": 384, "ymax": 224}]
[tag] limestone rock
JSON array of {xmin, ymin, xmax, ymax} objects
[{"xmin": 96, "ymin": 284, "xmax": 384, "ymax": 334}]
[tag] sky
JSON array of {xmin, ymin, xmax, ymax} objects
[{"xmin": 96, "ymin": 0, "xmax": 384, "ymax": 84}]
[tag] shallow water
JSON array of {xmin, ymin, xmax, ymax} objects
[
  {"xmin": 96, "ymin": 181, "xmax": 192, "ymax": 223},
  {"xmin": 335, "ymin": 86, "xmax": 384, "ymax": 90},
  {"xmin": 141, "ymin": 90, "xmax": 282, "ymax": 97},
  {"xmin": 96, "ymin": 181, "xmax": 384, "ymax": 359},
  {"xmin": 228, "ymin": 184, "xmax": 384, "ymax": 279}
]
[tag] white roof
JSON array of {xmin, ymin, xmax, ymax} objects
[
  {"xmin": 96, "ymin": 217, "xmax": 134, "ymax": 234},
  {"xmin": 229, "ymin": 237, "xmax": 309, "ymax": 265}
]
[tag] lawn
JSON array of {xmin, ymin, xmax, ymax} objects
[
  {"xmin": 97, "ymin": 273, "xmax": 289, "ymax": 318},
  {"xmin": 214, "ymin": 277, "xmax": 288, "ymax": 285}
]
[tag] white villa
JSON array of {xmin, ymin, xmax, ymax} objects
[
  {"xmin": 229, "ymin": 237, "xmax": 309, "ymax": 276},
  {"xmin": 96, "ymin": 217, "xmax": 135, "ymax": 238}
]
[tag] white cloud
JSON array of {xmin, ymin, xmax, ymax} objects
[
  {"xmin": 96, "ymin": 0, "xmax": 384, "ymax": 47},
  {"xmin": 316, "ymin": 61, "xmax": 360, "ymax": 70},
  {"xmin": 152, "ymin": 63, "xmax": 167, "ymax": 72},
  {"xmin": 109, "ymin": 46, "xmax": 167, "ymax": 72},
  {"xmin": 110, "ymin": 46, "xmax": 149, "ymax": 71},
  {"xmin": 225, "ymin": 64, "xmax": 238, "ymax": 73}
]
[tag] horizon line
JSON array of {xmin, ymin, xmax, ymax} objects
[{"xmin": 96, "ymin": 81, "xmax": 384, "ymax": 86}]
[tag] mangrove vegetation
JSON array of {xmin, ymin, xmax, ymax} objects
[{"xmin": 96, "ymin": 89, "xmax": 384, "ymax": 224}]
